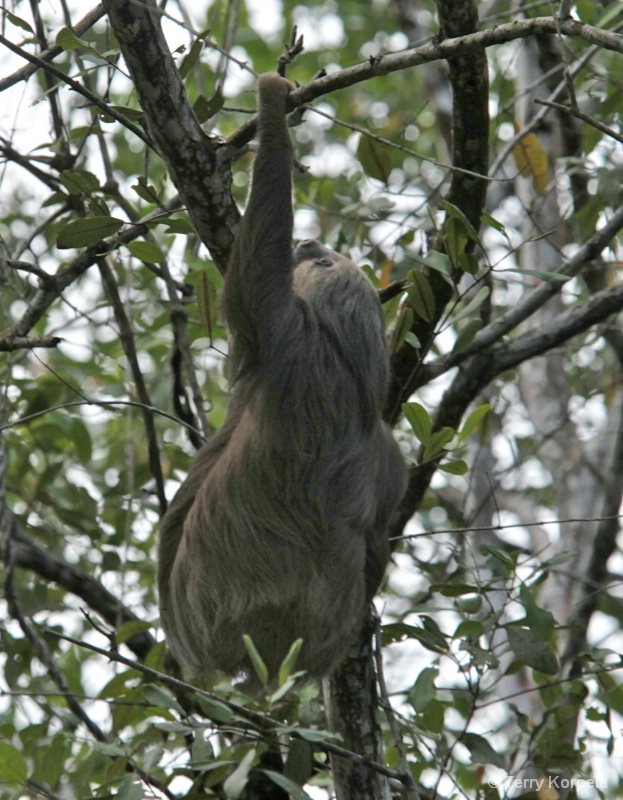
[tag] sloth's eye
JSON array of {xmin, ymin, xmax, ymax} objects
[{"xmin": 315, "ymin": 257, "xmax": 333, "ymax": 268}]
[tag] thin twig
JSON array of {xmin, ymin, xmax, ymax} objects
[
  {"xmin": 277, "ymin": 25, "xmax": 304, "ymax": 77},
  {"xmin": 535, "ymin": 97, "xmax": 623, "ymax": 146},
  {"xmin": 97, "ymin": 257, "xmax": 167, "ymax": 512},
  {"xmin": 0, "ymin": 33, "xmax": 151, "ymax": 146},
  {"xmin": 47, "ymin": 630, "xmax": 411, "ymax": 783},
  {"xmin": 373, "ymin": 618, "xmax": 422, "ymax": 800}
]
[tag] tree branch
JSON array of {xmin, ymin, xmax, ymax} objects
[
  {"xmin": 0, "ymin": 198, "xmax": 182, "ymax": 344},
  {"xmin": 393, "ymin": 279, "xmax": 623, "ymax": 532},
  {"xmin": 101, "ymin": 0, "xmax": 239, "ymax": 270},
  {"xmin": 0, "ymin": 4, "xmax": 107, "ymax": 93},
  {"xmin": 228, "ymin": 16, "xmax": 623, "ymax": 149},
  {"xmin": 97, "ymin": 258, "xmax": 167, "ymax": 513},
  {"xmin": 385, "ymin": 0, "xmax": 490, "ymax": 425},
  {"xmin": 0, "ymin": 33, "xmax": 150, "ymax": 145},
  {"xmin": 5, "ymin": 517, "xmax": 155, "ymax": 660}
]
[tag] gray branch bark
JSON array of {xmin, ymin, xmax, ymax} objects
[{"xmin": 101, "ymin": 0, "xmax": 239, "ymax": 270}]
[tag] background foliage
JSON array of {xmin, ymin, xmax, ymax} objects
[{"xmin": 2, "ymin": 1, "xmax": 623, "ymax": 798}]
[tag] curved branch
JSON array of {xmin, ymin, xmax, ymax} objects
[
  {"xmin": 97, "ymin": 258, "xmax": 167, "ymax": 514},
  {"xmin": 563, "ymin": 398, "xmax": 623, "ymax": 673},
  {"xmin": 228, "ymin": 16, "xmax": 623, "ymax": 149},
  {"xmin": 452, "ymin": 204, "xmax": 623, "ymax": 363},
  {"xmin": 0, "ymin": 4, "xmax": 107, "ymax": 93},
  {"xmin": 101, "ymin": 0, "xmax": 239, "ymax": 270},
  {"xmin": 6, "ymin": 517, "xmax": 155, "ymax": 660},
  {"xmin": 0, "ymin": 33, "xmax": 149, "ymax": 145},
  {"xmin": 393, "ymin": 279, "xmax": 623, "ymax": 532},
  {"xmin": 0, "ymin": 197, "xmax": 182, "ymax": 343}
]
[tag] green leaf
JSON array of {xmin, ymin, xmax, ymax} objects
[
  {"xmin": 243, "ymin": 634, "xmax": 269, "ymax": 686},
  {"xmin": 586, "ymin": 706, "xmax": 607, "ymax": 723},
  {"xmin": 117, "ymin": 777, "xmax": 145, "ymax": 800},
  {"xmin": 127, "ymin": 240, "xmax": 163, "ymax": 263},
  {"xmin": 102, "ymin": 105, "xmax": 145, "ymax": 123},
  {"xmin": 518, "ymin": 583, "xmax": 556, "ymax": 641},
  {"xmin": 407, "ymin": 269, "xmax": 436, "ymax": 322},
  {"xmin": 196, "ymin": 695, "xmax": 235, "ymax": 724},
  {"xmin": 458, "ymin": 403, "xmax": 492, "ymax": 443},
  {"xmin": 453, "ymin": 286, "xmax": 490, "ymax": 325},
  {"xmin": 357, "ymin": 135, "xmax": 392, "ymax": 183},
  {"xmin": 423, "ymin": 426, "xmax": 455, "ymax": 460},
  {"xmin": 190, "ymin": 735, "xmax": 215, "ymax": 765},
  {"xmin": 441, "ymin": 200, "xmax": 480, "ymax": 243},
  {"xmin": 179, "ymin": 38, "xmax": 204, "ymax": 80},
  {"xmin": 162, "ymin": 216, "xmax": 195, "ymax": 234},
  {"xmin": 445, "ymin": 216, "xmax": 469, "ymax": 268},
  {"xmin": 116, "ymin": 620, "xmax": 151, "ymax": 644},
  {"xmin": 462, "ymin": 733, "xmax": 506, "ymax": 769},
  {"xmin": 402, "ymin": 616, "xmax": 448, "ymax": 654},
  {"xmin": 506, "ymin": 627, "xmax": 559, "ymax": 675},
  {"xmin": 6, "ymin": 12, "xmax": 34, "ymax": 33},
  {"xmin": 408, "ymin": 666, "xmax": 438, "ymax": 712},
  {"xmin": 194, "ymin": 87, "xmax": 225, "ymax": 124},
  {"xmin": 442, "ymin": 198, "xmax": 481, "ymax": 269},
  {"xmin": 59, "ymin": 169, "xmax": 100, "ymax": 196},
  {"xmin": 438, "ymin": 459, "xmax": 468, "ymax": 475},
  {"xmin": 452, "ymin": 318, "xmax": 482, "ymax": 354},
  {"xmin": 403, "ymin": 402, "xmax": 432, "ymax": 445},
  {"xmin": 410, "ymin": 250, "xmax": 453, "ymax": 281},
  {"xmin": 432, "ymin": 583, "xmax": 480, "ymax": 597},
  {"xmin": 481, "ymin": 212, "xmax": 506, "ymax": 233},
  {"xmin": 0, "ymin": 742, "xmax": 28, "ymax": 784},
  {"xmin": 391, "ymin": 306, "xmax": 414, "ymax": 351},
  {"xmin": 458, "ymin": 252, "xmax": 479, "ymax": 274},
  {"xmin": 70, "ymin": 417, "xmax": 93, "ymax": 463},
  {"xmin": 56, "ymin": 27, "xmax": 90, "ymax": 50},
  {"xmin": 455, "ymin": 595, "xmax": 482, "ymax": 613},
  {"xmin": 280, "ymin": 726, "xmax": 336, "ymax": 743},
  {"xmin": 278, "ymin": 637, "xmax": 304, "ymax": 686},
  {"xmin": 263, "ymin": 770, "xmax": 314, "ymax": 799},
  {"xmin": 418, "ymin": 698, "xmax": 445, "ymax": 733},
  {"xmin": 142, "ymin": 684, "xmax": 184, "ymax": 714},
  {"xmin": 453, "ymin": 619, "xmax": 483, "ymax": 638},
  {"xmin": 57, "ymin": 216, "xmax": 123, "ymax": 249},
  {"xmin": 132, "ymin": 177, "xmax": 161, "ymax": 204},
  {"xmin": 284, "ymin": 739, "xmax": 314, "ymax": 788},
  {"xmin": 223, "ymin": 748, "xmax": 256, "ymax": 800},
  {"xmin": 506, "ymin": 267, "xmax": 570, "ymax": 283},
  {"xmin": 404, "ymin": 332, "xmax": 421, "ymax": 349}
]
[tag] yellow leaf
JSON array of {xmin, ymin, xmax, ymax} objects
[
  {"xmin": 512, "ymin": 123, "xmax": 549, "ymax": 195},
  {"xmin": 379, "ymin": 259, "xmax": 395, "ymax": 288},
  {"xmin": 197, "ymin": 271, "xmax": 213, "ymax": 336}
]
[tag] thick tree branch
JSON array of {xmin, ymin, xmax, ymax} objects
[
  {"xmin": 326, "ymin": 617, "xmax": 393, "ymax": 800},
  {"xmin": 436, "ymin": 0, "xmax": 489, "ymax": 232},
  {"xmin": 393, "ymin": 279, "xmax": 623, "ymax": 532},
  {"xmin": 3, "ymin": 516, "xmax": 155, "ymax": 660},
  {"xmin": 385, "ymin": 0, "xmax": 489, "ymax": 425},
  {"xmin": 563, "ymin": 399, "xmax": 623, "ymax": 673},
  {"xmin": 101, "ymin": 0, "xmax": 239, "ymax": 270},
  {"xmin": 453, "ymin": 205, "xmax": 623, "ymax": 363},
  {"xmin": 229, "ymin": 16, "xmax": 623, "ymax": 149}
]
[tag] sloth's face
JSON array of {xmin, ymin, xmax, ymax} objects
[{"xmin": 293, "ymin": 239, "xmax": 362, "ymax": 299}]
